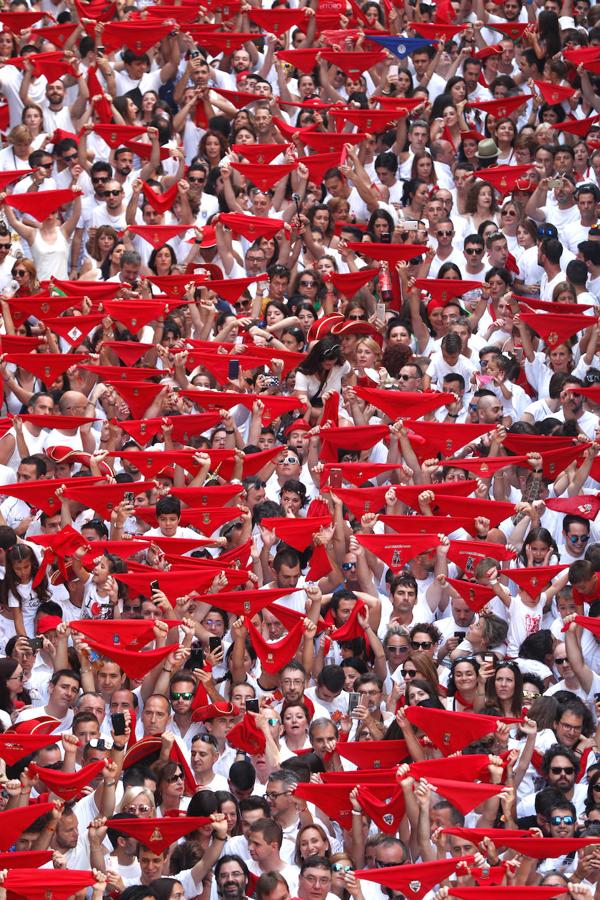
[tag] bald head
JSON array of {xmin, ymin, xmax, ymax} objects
[{"xmin": 59, "ymin": 391, "xmax": 90, "ymax": 416}]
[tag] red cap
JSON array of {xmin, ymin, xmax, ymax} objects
[
  {"xmin": 354, "ymin": 857, "xmax": 473, "ymax": 900},
  {"xmin": 533, "ymin": 79, "xmax": 576, "ymax": 104},
  {"xmin": 245, "ymin": 617, "xmax": 304, "ymax": 674},
  {"xmin": 0, "ymin": 732, "xmax": 59, "ymax": 766},
  {"xmin": 218, "ymin": 212, "xmax": 286, "ymax": 241},
  {"xmin": 445, "ymin": 577, "xmax": 496, "ymax": 612},
  {"xmin": 3, "ymin": 188, "xmax": 80, "ymax": 222},
  {"xmin": 230, "ymin": 161, "xmax": 297, "ymax": 193},
  {"xmin": 0, "ymin": 803, "xmax": 55, "ymax": 851},
  {"xmin": 36, "ymin": 615, "xmax": 61, "ymax": 634},
  {"xmin": 330, "ymin": 319, "xmax": 383, "ymax": 347},
  {"xmin": 356, "ymin": 533, "xmax": 441, "ymax": 571},
  {"xmin": 29, "ymin": 759, "xmax": 105, "ymax": 801},
  {"xmin": 354, "ymin": 387, "xmax": 453, "ymax": 420},
  {"xmin": 404, "ymin": 706, "xmax": 522, "ymax": 756},
  {"xmin": 467, "ymin": 95, "xmax": 532, "ymax": 117},
  {"xmin": 104, "ymin": 815, "xmax": 212, "ymax": 853},
  {"xmin": 519, "ymin": 311, "xmax": 590, "ymax": 349},
  {"xmin": 473, "ymin": 43, "xmax": 503, "ymax": 59},
  {"xmin": 9, "ymin": 717, "xmax": 60, "ymax": 736},
  {"xmin": 227, "ymin": 713, "xmax": 267, "ymax": 755},
  {"xmin": 307, "ymin": 313, "xmax": 345, "ymax": 342},
  {"xmin": 192, "ymin": 701, "xmax": 239, "ymax": 723}
]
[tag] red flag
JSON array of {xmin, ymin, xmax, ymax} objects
[
  {"xmin": 509, "ymin": 565, "xmax": 568, "ymax": 600},
  {"xmin": 29, "ymin": 760, "xmax": 105, "ymax": 801},
  {"xmin": 354, "ymin": 387, "xmax": 453, "ymax": 419},
  {"xmin": 231, "ymin": 143, "xmax": 290, "ymax": 164},
  {"xmin": 247, "ymin": 6, "xmax": 307, "ymax": 33},
  {"xmin": 533, "ymin": 80, "xmax": 576, "ymax": 104},
  {"xmin": 102, "ymin": 20, "xmax": 173, "ymax": 53},
  {"xmin": 245, "ymin": 617, "xmax": 304, "ymax": 674},
  {"xmin": 445, "ymin": 577, "xmax": 496, "ymax": 612},
  {"xmin": 355, "ymin": 857, "xmax": 473, "ymax": 900},
  {"xmin": 519, "ymin": 311, "xmax": 591, "ymax": 348},
  {"xmin": 320, "ymin": 49, "xmax": 386, "ymax": 73},
  {"xmin": 467, "ymin": 95, "xmax": 532, "ymax": 117}
]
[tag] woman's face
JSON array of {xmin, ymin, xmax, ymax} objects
[
  {"xmin": 549, "ymin": 344, "xmax": 571, "ymax": 371},
  {"xmin": 259, "ymin": 237, "xmax": 275, "ymax": 260},
  {"xmin": 407, "ymin": 684, "xmax": 430, "ymax": 705},
  {"xmin": 162, "ymin": 768, "xmax": 185, "ymax": 799},
  {"xmin": 111, "ymin": 244, "xmax": 125, "ymax": 265},
  {"xmin": 555, "ymin": 289, "xmax": 575, "ymax": 304},
  {"xmin": 428, "ymin": 307, "xmax": 444, "ymax": 331},
  {"xmin": 528, "ymin": 538, "xmax": 550, "ymax": 564},
  {"xmin": 387, "ymin": 325, "xmax": 411, "ymax": 345},
  {"xmin": 372, "ymin": 216, "xmax": 390, "ymax": 236},
  {"xmin": 496, "ymin": 121, "xmax": 515, "ymax": 143},
  {"xmin": 574, "ymin": 143, "xmax": 589, "ymax": 165},
  {"xmin": 13, "ymin": 557, "xmax": 32, "ymax": 583},
  {"xmin": 7, "ymin": 665, "xmax": 23, "ymax": 698},
  {"xmin": 282, "ymin": 332, "xmax": 302, "ymax": 351},
  {"xmin": 313, "ymin": 209, "xmax": 330, "ymax": 232},
  {"xmin": 478, "ymin": 186, "xmax": 493, "ymax": 208},
  {"xmin": 385, "ymin": 636, "xmax": 410, "ymax": 669},
  {"xmin": 266, "ymin": 305, "xmax": 285, "ymax": 326},
  {"xmin": 283, "ymin": 706, "xmax": 308, "ymax": 734},
  {"xmin": 201, "ymin": 611, "xmax": 225, "ymax": 636},
  {"xmin": 235, "ymin": 128, "xmax": 255, "ymax": 145},
  {"xmin": 24, "ymin": 107, "xmax": 42, "ymax": 129},
  {"xmin": 343, "ymin": 666, "xmax": 361, "ymax": 691},
  {"xmin": 516, "ymin": 224, "xmax": 534, "ymax": 247},
  {"xmin": 442, "ymin": 106, "xmax": 458, "ymax": 127},
  {"xmin": 494, "ymin": 666, "xmax": 516, "ymax": 700},
  {"xmin": 453, "ymin": 662, "xmax": 477, "ymax": 693},
  {"xmin": 155, "ymin": 246, "xmax": 173, "ymax": 271},
  {"xmin": 142, "ymin": 92, "xmax": 157, "ymax": 112},
  {"xmin": 317, "ymin": 257, "xmax": 335, "ymax": 276},
  {"xmin": 298, "ymin": 274, "xmax": 318, "ymax": 297},
  {"xmin": 414, "ymin": 183, "xmax": 430, "ymax": 206},
  {"xmin": 356, "ymin": 342, "xmax": 378, "ymax": 368},
  {"xmin": 463, "ymin": 138, "xmax": 478, "ymax": 158},
  {"xmin": 281, "ymin": 490, "xmax": 303, "ymax": 515},
  {"xmin": 98, "ymin": 231, "xmax": 115, "ymax": 253},
  {"xmin": 205, "ymin": 135, "xmax": 221, "ymax": 158},
  {"xmin": 416, "ymin": 156, "xmax": 433, "ymax": 180},
  {"xmin": 397, "ymin": 71, "xmax": 412, "ymax": 93},
  {"xmin": 488, "ymin": 275, "xmax": 508, "ymax": 298},
  {"xmin": 126, "ymin": 98, "xmax": 138, "ymax": 119},
  {"xmin": 220, "ymin": 800, "xmax": 238, "ymax": 834},
  {"xmin": 450, "ymin": 79, "xmax": 466, "ymax": 103},
  {"xmin": 0, "ymin": 31, "xmax": 13, "ymax": 58},
  {"xmin": 522, "ymin": 681, "xmax": 541, "ymax": 712},
  {"xmin": 300, "ymin": 828, "xmax": 328, "ymax": 859},
  {"xmin": 12, "ymin": 264, "xmax": 30, "ymax": 286},
  {"xmin": 365, "ymin": 4, "xmax": 379, "ymax": 23},
  {"xmin": 231, "ymin": 684, "xmax": 255, "ymax": 707}
]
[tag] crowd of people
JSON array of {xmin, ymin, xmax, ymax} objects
[{"xmin": 0, "ymin": 0, "xmax": 600, "ymax": 897}]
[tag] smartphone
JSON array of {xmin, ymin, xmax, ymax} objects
[
  {"xmin": 483, "ymin": 653, "xmax": 495, "ymax": 664},
  {"xmin": 376, "ymin": 302, "xmax": 386, "ymax": 320},
  {"xmin": 209, "ymin": 636, "xmax": 222, "ymax": 653},
  {"xmin": 150, "ymin": 579, "xmax": 160, "ymax": 593},
  {"xmin": 29, "ymin": 637, "xmax": 43, "ymax": 653},
  {"xmin": 228, "ymin": 359, "xmax": 240, "ymax": 380},
  {"xmin": 329, "ymin": 467, "xmax": 342, "ymax": 489},
  {"xmin": 389, "ymin": 64, "xmax": 399, "ymax": 77},
  {"xmin": 189, "ymin": 647, "xmax": 204, "ymax": 669},
  {"xmin": 124, "ymin": 491, "xmax": 134, "ymax": 505},
  {"xmin": 454, "ymin": 631, "xmax": 464, "ymax": 639},
  {"xmin": 111, "ymin": 712, "xmax": 126, "ymax": 736},
  {"xmin": 245, "ymin": 698, "xmax": 260, "ymax": 714},
  {"xmin": 380, "ymin": 232, "xmax": 391, "ymax": 244},
  {"xmin": 348, "ymin": 691, "xmax": 361, "ymax": 717},
  {"xmin": 402, "ymin": 220, "xmax": 419, "ymax": 229}
]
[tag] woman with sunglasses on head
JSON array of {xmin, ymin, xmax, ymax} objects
[{"xmin": 154, "ymin": 760, "xmax": 190, "ymax": 815}]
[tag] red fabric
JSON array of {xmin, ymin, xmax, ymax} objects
[
  {"xmin": 102, "ymin": 340, "xmax": 154, "ymax": 364},
  {"xmin": 410, "ymin": 754, "xmax": 496, "ymax": 783},
  {"xmin": 105, "ymin": 815, "xmax": 212, "ymax": 853},
  {"xmin": 354, "ymin": 387, "xmax": 453, "ymax": 419},
  {"xmin": 127, "ymin": 224, "xmax": 189, "ymax": 249},
  {"xmin": 552, "ymin": 114, "xmax": 600, "ymax": 136},
  {"xmin": 402, "ymin": 421, "xmax": 493, "ymax": 456},
  {"xmin": 0, "ymin": 803, "xmax": 55, "ymax": 851},
  {"xmin": 84, "ymin": 639, "xmax": 175, "ymax": 680},
  {"xmin": 261, "ymin": 516, "xmax": 332, "ymax": 551},
  {"xmin": 476, "ymin": 164, "xmax": 535, "ymax": 195},
  {"xmin": 192, "ymin": 701, "xmax": 239, "ymax": 722},
  {"xmin": 411, "ymin": 21, "xmax": 468, "ymax": 37},
  {"xmin": 381, "ymin": 515, "xmax": 477, "ymax": 536},
  {"xmin": 87, "ymin": 65, "xmax": 112, "ymax": 122},
  {"xmin": 446, "ymin": 577, "xmax": 496, "ymax": 612},
  {"xmin": 393, "ymin": 480, "xmax": 478, "ymax": 509},
  {"xmin": 562, "ymin": 615, "xmax": 600, "ymax": 638},
  {"xmin": 115, "ymin": 566, "xmax": 246, "ymax": 601},
  {"xmin": 503, "ymin": 433, "xmax": 576, "ymax": 454},
  {"xmin": 230, "ymin": 161, "xmax": 297, "ymax": 192},
  {"xmin": 193, "ymin": 32, "xmax": 258, "ymax": 54},
  {"xmin": 320, "ymin": 423, "xmax": 389, "ymax": 450},
  {"xmin": 275, "ymin": 48, "xmax": 320, "ymax": 73},
  {"xmin": 232, "ymin": 143, "xmax": 290, "ymax": 164},
  {"xmin": 356, "ymin": 533, "xmax": 441, "ymax": 571},
  {"xmin": 103, "ymin": 299, "xmax": 171, "ymax": 332},
  {"xmin": 328, "ymin": 485, "xmax": 394, "ymax": 518},
  {"xmin": 141, "ymin": 181, "xmax": 179, "ymax": 214},
  {"xmin": 518, "ymin": 296, "xmax": 594, "ymax": 314},
  {"xmin": 329, "ymin": 599, "xmax": 366, "ymax": 642},
  {"xmin": 80, "ymin": 364, "xmax": 160, "ymax": 383},
  {"xmin": 467, "ymin": 95, "xmax": 532, "ymax": 117},
  {"xmin": 227, "ymin": 713, "xmax": 267, "ymax": 755},
  {"xmin": 540, "ymin": 443, "xmax": 590, "ymax": 478},
  {"xmin": 355, "ymin": 857, "xmax": 473, "ymax": 900},
  {"xmin": 138, "ymin": 535, "xmax": 214, "ymax": 555},
  {"xmin": 404, "ymin": 706, "xmax": 522, "ymax": 755},
  {"xmin": 487, "ymin": 835, "xmax": 600, "ymax": 857},
  {"xmin": 346, "ymin": 241, "xmax": 429, "ymax": 264},
  {"xmin": 336, "ymin": 739, "xmax": 408, "ymax": 769},
  {"xmin": 329, "ymin": 108, "xmax": 408, "ymax": 131},
  {"xmin": 93, "ymin": 124, "xmax": 147, "ymax": 148},
  {"xmin": 446, "ymin": 538, "xmax": 517, "ymax": 574},
  {"xmin": 533, "ymin": 80, "xmax": 576, "ymax": 103},
  {"xmin": 320, "ymin": 49, "xmax": 386, "ymax": 73},
  {"xmin": 193, "ymin": 587, "xmax": 294, "ymax": 617},
  {"xmin": 104, "ymin": 380, "xmax": 164, "ymax": 418},
  {"xmin": 438, "ymin": 454, "xmax": 529, "ymax": 476},
  {"xmin": 356, "ymin": 784, "xmax": 405, "ymax": 833},
  {"xmin": 69, "ymin": 618, "xmax": 176, "ymax": 651},
  {"xmin": 3, "ymin": 353, "xmax": 81, "ymax": 384},
  {"xmin": 293, "ymin": 782, "xmax": 392, "ymax": 829},
  {"xmin": 413, "ymin": 278, "xmax": 484, "ymax": 302},
  {"xmin": 41, "ymin": 314, "xmax": 104, "ymax": 346},
  {"xmin": 247, "ymin": 6, "xmax": 307, "ymax": 33},
  {"xmin": 322, "ymin": 461, "xmax": 394, "ymax": 486},
  {"xmin": 147, "ymin": 273, "xmax": 207, "ymax": 297},
  {"xmin": 4, "ymin": 188, "xmax": 79, "ymax": 221},
  {"xmin": 48, "ymin": 278, "xmax": 121, "ymax": 298},
  {"xmin": 0, "ymin": 476, "xmax": 102, "ymax": 516},
  {"xmin": 170, "ymin": 484, "xmax": 243, "ymax": 507},
  {"xmin": 0, "ymin": 10, "xmax": 45, "ymax": 29},
  {"xmin": 486, "ymin": 20, "xmax": 528, "ymax": 38},
  {"xmin": 509, "ymin": 565, "xmax": 568, "ymax": 600},
  {"xmin": 328, "ymin": 269, "xmax": 378, "ymax": 295},
  {"xmin": 245, "ymin": 617, "xmax": 304, "ymax": 674},
  {"xmin": 200, "ymin": 275, "xmax": 268, "ymax": 303},
  {"xmin": 301, "ymin": 151, "xmax": 343, "ymax": 186},
  {"xmin": 0, "ymin": 733, "xmax": 59, "ymax": 765},
  {"xmin": 0, "ymin": 849, "xmax": 52, "ymax": 868},
  {"xmin": 430, "ymin": 495, "xmax": 515, "ymax": 527},
  {"xmin": 519, "ymin": 311, "xmax": 591, "ymax": 348},
  {"xmin": 300, "ymin": 131, "xmax": 367, "ymax": 153},
  {"xmin": 426, "ymin": 776, "xmax": 504, "ymax": 814},
  {"xmin": 0, "ymin": 169, "xmax": 34, "ymax": 191},
  {"xmin": 307, "ymin": 543, "xmax": 333, "ymax": 581},
  {"xmin": 449, "ymin": 888, "xmax": 569, "ymax": 900},
  {"xmin": 102, "ymin": 20, "xmax": 173, "ymax": 52},
  {"xmin": 29, "ymin": 760, "xmax": 105, "ymax": 801},
  {"xmin": 6, "ymin": 294, "xmax": 82, "ymax": 324},
  {"xmin": 4, "ymin": 868, "xmax": 96, "ymax": 899},
  {"xmin": 218, "ymin": 212, "xmax": 286, "ymax": 240}
]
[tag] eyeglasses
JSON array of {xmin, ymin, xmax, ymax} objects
[
  {"xmin": 522, "ymin": 691, "xmax": 540, "ymax": 700},
  {"xmin": 125, "ymin": 804, "xmax": 152, "ymax": 814},
  {"xmin": 103, "ymin": 189, "xmax": 122, "ymax": 197},
  {"xmin": 387, "ymin": 646, "xmax": 409, "ymax": 654},
  {"xmin": 332, "ymin": 864, "xmax": 353, "ymax": 873},
  {"xmin": 465, "ymin": 248, "xmax": 483, "ymax": 255},
  {"xmin": 401, "ymin": 668, "xmax": 417, "ymax": 678},
  {"xmin": 568, "ymin": 534, "xmax": 589, "ymax": 544},
  {"xmin": 398, "ymin": 373, "xmax": 415, "ymax": 381},
  {"xmin": 166, "ymin": 772, "xmax": 185, "ymax": 783},
  {"xmin": 554, "ymin": 657, "xmax": 567, "ymax": 665},
  {"xmin": 550, "ymin": 814, "xmax": 575, "ymax": 825},
  {"xmin": 302, "ymin": 876, "xmax": 331, "ymax": 886},
  {"xmin": 171, "ymin": 692, "xmax": 194, "ymax": 701},
  {"xmin": 342, "ymin": 562, "xmax": 357, "ymax": 571},
  {"xmin": 592, "ymin": 784, "xmax": 600, "ymax": 792},
  {"xmin": 558, "ymin": 721, "xmax": 582, "ymax": 732},
  {"xmin": 300, "ymin": 280, "xmax": 316, "ymax": 287},
  {"xmin": 436, "ymin": 230, "xmax": 453, "ymax": 237},
  {"xmin": 9, "ymin": 672, "xmax": 23, "ymax": 681},
  {"xmin": 265, "ymin": 790, "xmax": 290, "ymax": 800},
  {"xmin": 188, "ymin": 176, "xmax": 206, "ymax": 184},
  {"xmin": 550, "ymin": 766, "xmax": 575, "ymax": 775},
  {"xmin": 13, "ymin": 270, "xmax": 27, "ymax": 276},
  {"xmin": 411, "ymin": 640, "xmax": 433, "ymax": 650}
]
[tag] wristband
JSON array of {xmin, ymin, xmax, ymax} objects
[{"xmin": 352, "ymin": 810, "xmax": 362, "ymax": 816}]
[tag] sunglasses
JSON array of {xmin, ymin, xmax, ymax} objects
[
  {"xmin": 188, "ymin": 176, "xmax": 206, "ymax": 183},
  {"xmin": 387, "ymin": 646, "xmax": 409, "ymax": 654},
  {"xmin": 279, "ymin": 456, "xmax": 299, "ymax": 465},
  {"xmin": 465, "ymin": 247, "xmax": 483, "ymax": 255},
  {"xmin": 550, "ymin": 766, "xmax": 575, "ymax": 775},
  {"xmin": 13, "ymin": 270, "xmax": 27, "ymax": 276},
  {"xmin": 103, "ymin": 189, "xmax": 122, "ymax": 197},
  {"xmin": 171, "ymin": 691, "xmax": 194, "ymax": 701},
  {"xmin": 332, "ymin": 864, "xmax": 353, "ymax": 873},
  {"xmin": 550, "ymin": 814, "xmax": 574, "ymax": 825},
  {"xmin": 501, "ymin": 209, "xmax": 516, "ymax": 216},
  {"xmin": 436, "ymin": 230, "xmax": 453, "ymax": 237},
  {"xmin": 300, "ymin": 280, "xmax": 316, "ymax": 287},
  {"xmin": 0, "ymin": 243, "xmax": 11, "ymax": 250},
  {"xmin": 411, "ymin": 640, "xmax": 433, "ymax": 650},
  {"xmin": 554, "ymin": 657, "xmax": 567, "ymax": 665},
  {"xmin": 522, "ymin": 691, "xmax": 540, "ymax": 700},
  {"xmin": 401, "ymin": 668, "xmax": 417, "ymax": 678},
  {"xmin": 342, "ymin": 562, "xmax": 357, "ymax": 571},
  {"xmin": 398, "ymin": 373, "xmax": 415, "ymax": 381},
  {"xmin": 92, "ymin": 175, "xmax": 109, "ymax": 182},
  {"xmin": 62, "ymin": 153, "xmax": 78, "ymax": 162},
  {"xmin": 38, "ymin": 162, "xmax": 53, "ymax": 169},
  {"xmin": 569, "ymin": 534, "xmax": 589, "ymax": 543},
  {"xmin": 348, "ymin": 314, "xmax": 367, "ymax": 320},
  {"xmin": 126, "ymin": 804, "xmax": 151, "ymax": 814},
  {"xmin": 166, "ymin": 772, "xmax": 184, "ymax": 783}
]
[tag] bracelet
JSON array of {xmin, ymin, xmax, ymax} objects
[
  {"xmin": 81, "ymin": 668, "xmax": 91, "ymax": 674},
  {"xmin": 213, "ymin": 835, "xmax": 226, "ymax": 841},
  {"xmin": 163, "ymin": 667, "xmax": 173, "ymax": 673},
  {"xmin": 351, "ymin": 810, "xmax": 362, "ymax": 816},
  {"xmin": 224, "ymin": 429, "xmax": 234, "ymax": 434},
  {"xmin": 104, "ymin": 780, "xmax": 117, "ymax": 786},
  {"xmin": 447, "ymin": 413, "xmax": 459, "ymax": 419},
  {"xmin": 112, "ymin": 744, "xmax": 125, "ymax": 752}
]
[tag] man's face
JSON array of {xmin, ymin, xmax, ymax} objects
[
  {"xmin": 142, "ymin": 697, "xmax": 170, "ymax": 735},
  {"xmin": 478, "ymin": 397, "xmax": 503, "ymax": 424},
  {"xmin": 191, "ymin": 740, "xmax": 217, "ymax": 776},
  {"xmin": 266, "ymin": 779, "xmax": 293, "ymax": 817},
  {"xmin": 488, "ymin": 238, "xmax": 508, "ymax": 266},
  {"xmin": 42, "ymin": 513, "xmax": 62, "ymax": 534},
  {"xmin": 451, "ymin": 597, "xmax": 475, "ymax": 627},
  {"xmin": 232, "ymin": 49, "xmax": 250, "ymax": 70},
  {"xmin": 375, "ymin": 166, "xmax": 396, "ymax": 187},
  {"xmin": 245, "ymin": 249, "xmax": 266, "ymax": 276},
  {"xmin": 502, "ymin": 0, "xmax": 520, "ymax": 18},
  {"xmin": 280, "ymin": 668, "xmax": 305, "ymax": 702},
  {"xmin": 412, "ymin": 52, "xmax": 430, "ymax": 76},
  {"xmin": 375, "ymin": 843, "xmax": 407, "ymax": 867},
  {"xmin": 96, "ymin": 663, "xmax": 124, "ymax": 699},
  {"xmin": 103, "ymin": 181, "xmax": 123, "ymax": 211},
  {"xmin": 299, "ymin": 867, "xmax": 332, "ymax": 900},
  {"xmin": 17, "ymin": 463, "xmax": 38, "ymax": 483},
  {"xmin": 49, "ymin": 676, "xmax": 79, "ymax": 711},
  {"xmin": 115, "ymin": 152, "xmax": 133, "ymax": 177},
  {"xmin": 392, "ymin": 583, "xmax": 417, "ymax": 612},
  {"xmin": 217, "ymin": 861, "xmax": 247, "ymax": 900},
  {"xmin": 398, "ymin": 366, "xmax": 421, "ymax": 392},
  {"xmin": 334, "ymin": 599, "xmax": 356, "ymax": 625},
  {"xmin": 275, "ymin": 562, "xmax": 301, "ymax": 590},
  {"xmin": 157, "ymin": 512, "xmax": 180, "ymax": 537},
  {"xmin": 254, "ymin": 109, "xmax": 272, "ymax": 133},
  {"xmin": 547, "ymin": 755, "xmax": 576, "ymax": 791},
  {"xmin": 564, "ymin": 523, "xmax": 589, "ymax": 557},
  {"xmin": 140, "ymin": 849, "xmax": 164, "ymax": 882},
  {"xmin": 248, "ymin": 831, "xmax": 274, "ymax": 864},
  {"xmin": 46, "ymin": 80, "xmax": 65, "ymax": 105},
  {"xmin": 0, "ymin": 233, "xmax": 11, "ymax": 261},
  {"xmin": 310, "ymin": 724, "xmax": 337, "ymax": 757},
  {"xmin": 74, "ymin": 719, "xmax": 100, "ymax": 749},
  {"xmin": 435, "ymin": 222, "xmax": 454, "ymax": 246},
  {"xmin": 110, "ymin": 689, "xmax": 135, "ymax": 713},
  {"xmin": 56, "ymin": 813, "xmax": 78, "ymax": 850},
  {"xmin": 357, "ymin": 680, "xmax": 382, "ymax": 713},
  {"xmin": 547, "ymin": 807, "xmax": 576, "ymax": 838},
  {"xmin": 463, "ymin": 63, "xmax": 480, "ymax": 89},
  {"xmin": 262, "ymin": 886, "xmax": 290, "ymax": 900},
  {"xmin": 78, "ymin": 695, "xmax": 105, "ymax": 724},
  {"xmin": 555, "ymin": 713, "xmax": 583, "ymax": 748},
  {"xmin": 324, "ymin": 175, "xmax": 344, "ymax": 198}
]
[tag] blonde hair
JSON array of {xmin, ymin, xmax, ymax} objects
[
  {"xmin": 356, "ymin": 336, "xmax": 382, "ymax": 362},
  {"xmin": 118, "ymin": 786, "xmax": 156, "ymax": 816},
  {"xmin": 8, "ymin": 125, "xmax": 31, "ymax": 145}
]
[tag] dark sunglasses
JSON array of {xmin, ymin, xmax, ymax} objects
[
  {"xmin": 401, "ymin": 668, "xmax": 417, "ymax": 677},
  {"xmin": 554, "ymin": 657, "xmax": 567, "ymax": 665},
  {"xmin": 171, "ymin": 691, "xmax": 194, "ymax": 701},
  {"xmin": 166, "ymin": 772, "xmax": 184, "ymax": 783},
  {"xmin": 465, "ymin": 247, "xmax": 483, "ymax": 255},
  {"xmin": 103, "ymin": 189, "xmax": 122, "ymax": 197},
  {"xmin": 411, "ymin": 640, "xmax": 433, "ymax": 650},
  {"xmin": 0, "ymin": 243, "xmax": 11, "ymax": 250},
  {"xmin": 550, "ymin": 766, "xmax": 575, "ymax": 775},
  {"xmin": 436, "ymin": 230, "xmax": 453, "ymax": 237},
  {"xmin": 188, "ymin": 175, "xmax": 206, "ymax": 183},
  {"xmin": 13, "ymin": 269, "xmax": 27, "ymax": 276}
]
